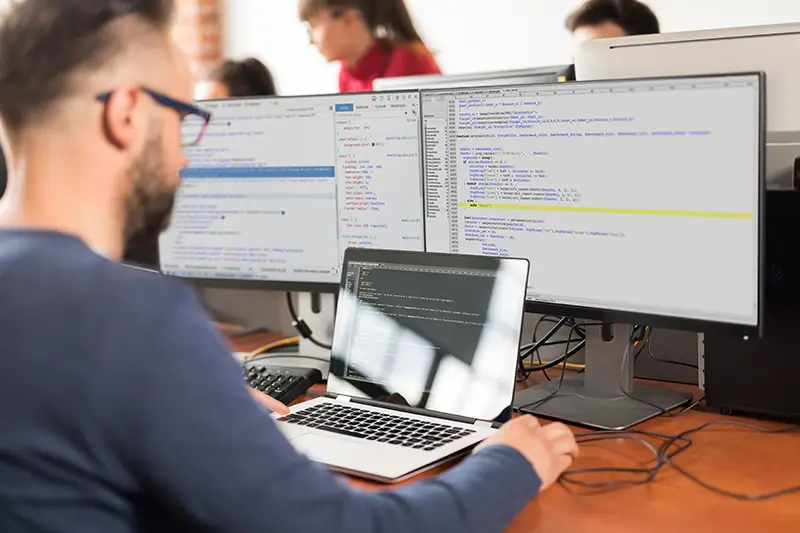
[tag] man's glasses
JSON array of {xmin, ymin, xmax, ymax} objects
[{"xmin": 96, "ymin": 87, "xmax": 212, "ymax": 147}]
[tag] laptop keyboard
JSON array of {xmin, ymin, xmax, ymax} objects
[{"xmin": 277, "ymin": 403, "xmax": 476, "ymax": 451}]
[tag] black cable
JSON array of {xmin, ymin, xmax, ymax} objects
[
  {"xmin": 522, "ymin": 341, "xmax": 586, "ymax": 373},
  {"xmin": 517, "ymin": 316, "xmax": 586, "ymax": 382},
  {"xmin": 646, "ymin": 334, "xmax": 699, "ymax": 369},
  {"xmin": 561, "ymin": 418, "xmax": 800, "ymax": 501},
  {"xmin": 659, "ymin": 420, "xmax": 800, "ymax": 501},
  {"xmin": 614, "ymin": 328, "xmax": 697, "ymax": 418},
  {"xmin": 560, "ymin": 429, "xmax": 693, "ymax": 491},
  {"xmin": 532, "ymin": 316, "xmax": 560, "ymax": 381},
  {"xmin": 523, "ymin": 316, "xmax": 569, "ymax": 358},
  {"xmin": 632, "ymin": 328, "xmax": 698, "ymax": 370},
  {"xmin": 286, "ymin": 292, "xmax": 332, "ymax": 350},
  {"xmin": 519, "ymin": 316, "xmax": 564, "ymax": 382},
  {"xmin": 516, "ymin": 322, "xmax": 603, "ymax": 411},
  {"xmin": 521, "ymin": 339, "xmax": 580, "ymax": 350}
]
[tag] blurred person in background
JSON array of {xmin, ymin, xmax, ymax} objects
[
  {"xmin": 195, "ymin": 57, "xmax": 277, "ymax": 100},
  {"xmin": 566, "ymin": 0, "xmax": 660, "ymax": 50},
  {"xmin": 299, "ymin": 0, "xmax": 440, "ymax": 92}
]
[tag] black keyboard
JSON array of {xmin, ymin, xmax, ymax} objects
[
  {"xmin": 277, "ymin": 403, "xmax": 476, "ymax": 452},
  {"xmin": 243, "ymin": 363, "xmax": 322, "ymax": 405}
]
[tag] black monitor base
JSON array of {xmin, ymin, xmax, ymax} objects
[{"xmin": 514, "ymin": 375, "xmax": 691, "ymax": 430}]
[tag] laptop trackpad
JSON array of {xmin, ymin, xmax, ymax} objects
[{"xmin": 290, "ymin": 433, "xmax": 363, "ymax": 464}]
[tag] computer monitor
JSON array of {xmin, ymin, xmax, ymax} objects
[
  {"xmin": 574, "ymin": 23, "xmax": 800, "ymax": 191},
  {"xmin": 123, "ymin": 233, "xmax": 159, "ymax": 271},
  {"xmin": 420, "ymin": 73, "xmax": 765, "ymax": 429},
  {"xmin": 158, "ymin": 91, "xmax": 425, "ymax": 293},
  {"xmin": 373, "ymin": 65, "xmax": 574, "ymax": 91}
]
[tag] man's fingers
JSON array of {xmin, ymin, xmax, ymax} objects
[
  {"xmin": 249, "ymin": 388, "xmax": 290, "ymax": 415},
  {"xmin": 554, "ymin": 453, "xmax": 574, "ymax": 475},
  {"xmin": 541, "ymin": 422, "xmax": 571, "ymax": 439},
  {"xmin": 521, "ymin": 415, "xmax": 542, "ymax": 429},
  {"xmin": 542, "ymin": 423, "xmax": 579, "ymax": 457}
]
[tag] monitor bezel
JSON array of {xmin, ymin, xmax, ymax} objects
[
  {"xmin": 373, "ymin": 64, "xmax": 575, "ymax": 91},
  {"xmin": 160, "ymin": 88, "xmax": 426, "ymax": 294},
  {"xmin": 419, "ymin": 71, "xmax": 766, "ymax": 337}
]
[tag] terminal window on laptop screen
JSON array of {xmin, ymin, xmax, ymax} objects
[
  {"xmin": 158, "ymin": 92, "xmax": 425, "ymax": 284},
  {"xmin": 327, "ymin": 257, "xmax": 528, "ymax": 422}
]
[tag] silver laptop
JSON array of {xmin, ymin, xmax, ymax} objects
[{"xmin": 274, "ymin": 248, "xmax": 529, "ymax": 483}]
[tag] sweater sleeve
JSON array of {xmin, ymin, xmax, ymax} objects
[{"xmin": 111, "ymin": 287, "xmax": 541, "ymax": 533}]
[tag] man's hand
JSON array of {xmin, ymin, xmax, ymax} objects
[
  {"xmin": 475, "ymin": 415, "xmax": 578, "ymax": 491},
  {"xmin": 248, "ymin": 388, "xmax": 290, "ymax": 416}
]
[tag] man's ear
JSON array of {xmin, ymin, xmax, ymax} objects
[{"xmin": 101, "ymin": 84, "xmax": 143, "ymax": 150}]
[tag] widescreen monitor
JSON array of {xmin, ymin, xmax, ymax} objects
[{"xmin": 159, "ymin": 91, "xmax": 426, "ymax": 292}]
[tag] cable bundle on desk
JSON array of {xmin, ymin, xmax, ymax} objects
[{"xmin": 561, "ymin": 419, "xmax": 800, "ymax": 501}]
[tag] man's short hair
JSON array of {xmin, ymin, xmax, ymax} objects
[
  {"xmin": 566, "ymin": 0, "xmax": 659, "ymax": 36},
  {"xmin": 0, "ymin": 0, "xmax": 175, "ymax": 134}
]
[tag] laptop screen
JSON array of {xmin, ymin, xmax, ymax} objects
[{"xmin": 328, "ymin": 249, "xmax": 529, "ymax": 423}]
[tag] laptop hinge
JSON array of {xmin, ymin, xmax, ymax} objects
[
  {"xmin": 350, "ymin": 397, "xmax": 476, "ymax": 424},
  {"xmin": 474, "ymin": 420, "xmax": 493, "ymax": 428},
  {"xmin": 335, "ymin": 395, "xmax": 351, "ymax": 403}
]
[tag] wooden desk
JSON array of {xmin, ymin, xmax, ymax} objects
[{"xmin": 233, "ymin": 333, "xmax": 800, "ymax": 532}]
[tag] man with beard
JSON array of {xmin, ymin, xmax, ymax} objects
[{"xmin": 0, "ymin": 1, "xmax": 578, "ymax": 532}]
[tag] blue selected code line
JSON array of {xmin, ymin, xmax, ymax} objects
[{"xmin": 180, "ymin": 166, "xmax": 336, "ymax": 179}]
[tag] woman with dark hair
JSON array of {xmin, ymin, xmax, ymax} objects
[
  {"xmin": 299, "ymin": 0, "xmax": 440, "ymax": 92},
  {"xmin": 195, "ymin": 57, "xmax": 277, "ymax": 100}
]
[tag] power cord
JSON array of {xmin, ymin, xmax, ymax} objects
[
  {"xmin": 561, "ymin": 419, "xmax": 800, "ymax": 501},
  {"xmin": 517, "ymin": 316, "xmax": 586, "ymax": 382},
  {"xmin": 619, "ymin": 328, "xmax": 694, "ymax": 417},
  {"xmin": 286, "ymin": 292, "xmax": 332, "ymax": 350},
  {"xmin": 646, "ymin": 331, "xmax": 699, "ymax": 369},
  {"xmin": 659, "ymin": 420, "xmax": 800, "ymax": 501},
  {"xmin": 516, "ymin": 322, "xmax": 605, "ymax": 410},
  {"xmin": 632, "ymin": 326, "xmax": 699, "ymax": 370},
  {"xmin": 561, "ymin": 429, "xmax": 692, "ymax": 490}
]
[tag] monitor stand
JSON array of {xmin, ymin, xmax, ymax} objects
[{"xmin": 513, "ymin": 323, "xmax": 692, "ymax": 430}]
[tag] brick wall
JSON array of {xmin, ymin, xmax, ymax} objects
[{"xmin": 172, "ymin": 0, "xmax": 223, "ymax": 79}]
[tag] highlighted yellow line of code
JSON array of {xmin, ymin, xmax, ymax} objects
[{"xmin": 457, "ymin": 202, "xmax": 752, "ymax": 219}]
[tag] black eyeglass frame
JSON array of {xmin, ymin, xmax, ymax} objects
[{"xmin": 97, "ymin": 87, "xmax": 212, "ymax": 146}]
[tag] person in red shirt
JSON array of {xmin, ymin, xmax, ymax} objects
[{"xmin": 299, "ymin": 0, "xmax": 441, "ymax": 92}]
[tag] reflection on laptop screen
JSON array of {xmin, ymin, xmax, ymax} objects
[{"xmin": 328, "ymin": 253, "xmax": 528, "ymax": 422}]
